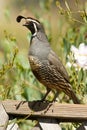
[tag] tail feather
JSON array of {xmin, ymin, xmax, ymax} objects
[{"xmin": 64, "ymin": 84, "xmax": 80, "ymax": 104}]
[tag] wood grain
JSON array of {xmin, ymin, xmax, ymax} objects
[
  {"xmin": 0, "ymin": 103, "xmax": 9, "ymax": 130},
  {"xmin": 2, "ymin": 100, "xmax": 87, "ymax": 122},
  {"xmin": 7, "ymin": 123, "xmax": 20, "ymax": 130}
]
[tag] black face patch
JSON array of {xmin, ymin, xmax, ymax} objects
[{"xmin": 28, "ymin": 22, "xmax": 36, "ymax": 34}]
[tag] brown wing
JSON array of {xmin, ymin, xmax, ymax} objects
[{"xmin": 48, "ymin": 50, "xmax": 70, "ymax": 83}]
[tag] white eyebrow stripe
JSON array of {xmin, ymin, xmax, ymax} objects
[{"xmin": 27, "ymin": 18, "xmax": 40, "ymax": 25}]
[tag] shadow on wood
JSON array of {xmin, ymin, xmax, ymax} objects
[
  {"xmin": 16, "ymin": 100, "xmax": 51, "ymax": 112},
  {"xmin": 2, "ymin": 100, "xmax": 87, "ymax": 122}
]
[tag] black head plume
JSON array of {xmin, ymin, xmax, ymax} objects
[{"xmin": 16, "ymin": 15, "xmax": 26, "ymax": 23}]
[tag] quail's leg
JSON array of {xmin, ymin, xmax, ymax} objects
[
  {"xmin": 41, "ymin": 88, "xmax": 51, "ymax": 101},
  {"xmin": 51, "ymin": 91, "xmax": 59, "ymax": 102},
  {"xmin": 43, "ymin": 90, "xmax": 58, "ymax": 113},
  {"xmin": 44, "ymin": 91, "xmax": 59, "ymax": 113},
  {"xmin": 31, "ymin": 88, "xmax": 51, "ymax": 109}
]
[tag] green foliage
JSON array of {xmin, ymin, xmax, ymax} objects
[
  {"xmin": 56, "ymin": 0, "xmax": 87, "ymax": 24},
  {"xmin": 0, "ymin": 30, "xmax": 45, "ymax": 100},
  {"xmin": 56, "ymin": 0, "xmax": 87, "ymax": 129},
  {"xmin": 62, "ymin": 22, "xmax": 87, "ymax": 103},
  {"xmin": 39, "ymin": 0, "xmax": 53, "ymax": 10}
]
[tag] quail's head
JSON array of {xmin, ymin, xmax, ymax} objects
[{"xmin": 16, "ymin": 15, "xmax": 45, "ymax": 35}]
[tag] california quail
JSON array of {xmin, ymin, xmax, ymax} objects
[{"xmin": 16, "ymin": 15, "xmax": 80, "ymax": 104}]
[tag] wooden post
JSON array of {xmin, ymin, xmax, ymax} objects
[{"xmin": 0, "ymin": 103, "xmax": 9, "ymax": 130}]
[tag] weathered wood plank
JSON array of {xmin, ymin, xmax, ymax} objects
[
  {"xmin": 7, "ymin": 122, "xmax": 20, "ymax": 130},
  {"xmin": 32, "ymin": 126, "xmax": 41, "ymax": 130},
  {"xmin": 2, "ymin": 100, "xmax": 87, "ymax": 122},
  {"xmin": 0, "ymin": 103, "xmax": 9, "ymax": 130},
  {"xmin": 39, "ymin": 118, "xmax": 61, "ymax": 130},
  {"xmin": 32, "ymin": 123, "xmax": 41, "ymax": 130},
  {"xmin": 32, "ymin": 118, "xmax": 61, "ymax": 130}
]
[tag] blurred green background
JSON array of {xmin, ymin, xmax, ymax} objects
[{"xmin": 0, "ymin": 0, "xmax": 87, "ymax": 130}]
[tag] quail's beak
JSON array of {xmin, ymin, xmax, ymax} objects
[{"xmin": 23, "ymin": 19, "xmax": 30, "ymax": 26}]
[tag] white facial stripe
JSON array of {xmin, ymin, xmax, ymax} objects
[
  {"xmin": 33, "ymin": 23, "xmax": 37, "ymax": 32},
  {"xmin": 32, "ymin": 23, "xmax": 37, "ymax": 37},
  {"xmin": 27, "ymin": 18, "xmax": 40, "ymax": 25}
]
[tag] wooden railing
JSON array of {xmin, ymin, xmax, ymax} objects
[{"xmin": 1, "ymin": 100, "xmax": 87, "ymax": 130}]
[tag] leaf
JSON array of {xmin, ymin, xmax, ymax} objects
[
  {"xmin": 65, "ymin": 1, "xmax": 71, "ymax": 12},
  {"xmin": 78, "ymin": 68, "xmax": 83, "ymax": 86},
  {"xmin": 23, "ymin": 87, "xmax": 43, "ymax": 101},
  {"xmin": 16, "ymin": 53, "xmax": 29, "ymax": 69}
]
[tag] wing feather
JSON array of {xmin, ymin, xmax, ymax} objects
[{"xmin": 48, "ymin": 50, "xmax": 70, "ymax": 83}]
